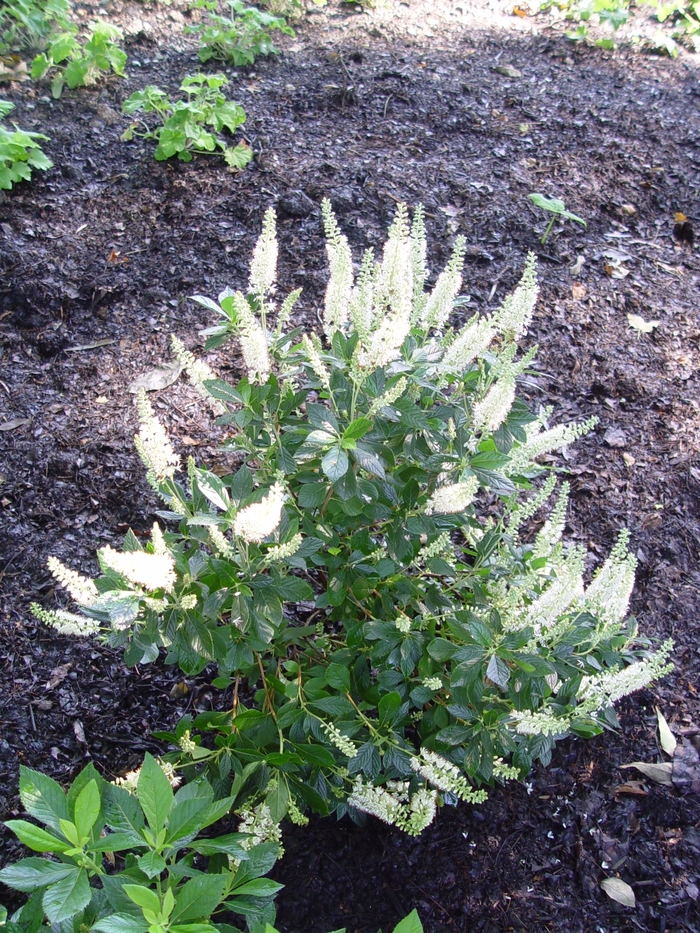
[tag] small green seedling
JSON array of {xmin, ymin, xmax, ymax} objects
[
  {"xmin": 122, "ymin": 72, "xmax": 252, "ymax": 167},
  {"xmin": 0, "ymin": 98, "xmax": 52, "ymax": 189},
  {"xmin": 186, "ymin": 0, "xmax": 293, "ymax": 67},
  {"xmin": 529, "ymin": 192, "xmax": 586, "ymax": 245},
  {"xmin": 31, "ymin": 21, "xmax": 127, "ymax": 98}
]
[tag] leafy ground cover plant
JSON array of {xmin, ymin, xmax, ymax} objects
[
  {"xmin": 30, "ymin": 21, "xmax": 126, "ymax": 98},
  {"xmin": 122, "ymin": 73, "xmax": 252, "ymax": 167},
  {"xmin": 528, "ymin": 192, "xmax": 586, "ymax": 245},
  {"xmin": 0, "ymin": 0, "xmax": 72, "ymax": 55},
  {"xmin": 0, "ymin": 99, "xmax": 52, "ymax": 189},
  {"xmin": 0, "ymin": 755, "xmax": 281, "ymax": 932},
  {"xmin": 36, "ymin": 204, "xmax": 673, "ymax": 838},
  {"xmin": 186, "ymin": 0, "xmax": 293, "ymax": 67},
  {"xmin": 540, "ymin": 0, "xmax": 699, "ymax": 50}
]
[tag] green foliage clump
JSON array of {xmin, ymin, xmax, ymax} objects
[
  {"xmin": 38, "ymin": 204, "xmax": 672, "ymax": 837},
  {"xmin": 186, "ymin": 0, "xmax": 294, "ymax": 67},
  {"xmin": 30, "ymin": 20, "xmax": 126, "ymax": 98},
  {"xmin": 0, "ymin": 99, "xmax": 52, "ymax": 189},
  {"xmin": 122, "ymin": 73, "xmax": 252, "ymax": 167},
  {"xmin": 0, "ymin": 0, "xmax": 71, "ymax": 55},
  {"xmin": 0, "ymin": 756, "xmax": 281, "ymax": 933}
]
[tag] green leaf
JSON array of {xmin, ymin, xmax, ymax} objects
[
  {"xmin": 42, "ymin": 868, "xmax": 91, "ymax": 924},
  {"xmin": 322, "ymin": 445, "xmax": 348, "ymax": 482},
  {"xmin": 171, "ymin": 875, "xmax": 228, "ymax": 924},
  {"xmin": 19, "ymin": 767, "xmax": 69, "ymax": 831},
  {"xmin": 298, "ymin": 483, "xmax": 328, "ymax": 508},
  {"xmin": 348, "ymin": 742, "xmax": 381, "ymax": 780},
  {"xmin": 73, "ymin": 780, "xmax": 101, "ymax": 840},
  {"xmin": 124, "ymin": 884, "xmax": 162, "ymax": 915},
  {"xmin": 4, "ymin": 820, "xmax": 71, "ymax": 854},
  {"xmin": 0, "ymin": 858, "xmax": 76, "ymax": 892},
  {"xmin": 192, "ymin": 833, "xmax": 249, "ymax": 860},
  {"xmin": 137, "ymin": 753, "xmax": 173, "ymax": 834},
  {"xmin": 341, "ymin": 417, "xmax": 373, "ymax": 447},
  {"xmin": 137, "ymin": 851, "xmax": 167, "ymax": 879},
  {"xmin": 393, "ymin": 910, "xmax": 423, "ymax": 933},
  {"xmin": 230, "ymin": 879, "xmax": 284, "ymax": 897},
  {"xmin": 223, "ymin": 140, "xmax": 253, "ymax": 169},
  {"xmin": 103, "ymin": 784, "xmax": 145, "ymax": 839},
  {"xmin": 93, "ymin": 915, "xmax": 149, "ymax": 933},
  {"xmin": 265, "ymin": 778, "xmax": 288, "ymax": 823},
  {"xmin": 325, "ymin": 662, "xmax": 351, "ymax": 692},
  {"xmin": 486, "ymin": 655, "xmax": 510, "ymax": 688}
]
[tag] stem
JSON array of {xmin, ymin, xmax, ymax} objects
[{"xmin": 541, "ymin": 215, "xmax": 556, "ymax": 246}]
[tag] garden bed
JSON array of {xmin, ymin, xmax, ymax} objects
[{"xmin": 1, "ymin": 0, "xmax": 700, "ymax": 929}]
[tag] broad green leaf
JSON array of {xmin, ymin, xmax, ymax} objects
[
  {"xmin": 137, "ymin": 851, "xmax": 167, "ymax": 879},
  {"xmin": 4, "ymin": 820, "xmax": 71, "ymax": 854},
  {"xmin": 0, "ymin": 858, "xmax": 76, "ymax": 892},
  {"xmin": 325, "ymin": 662, "xmax": 351, "ymax": 692},
  {"xmin": 171, "ymin": 875, "xmax": 228, "ymax": 924},
  {"xmin": 393, "ymin": 910, "xmax": 423, "ymax": 933},
  {"xmin": 19, "ymin": 767, "xmax": 69, "ymax": 830},
  {"xmin": 322, "ymin": 445, "xmax": 348, "ymax": 482},
  {"xmin": 123, "ymin": 884, "xmax": 162, "ymax": 915},
  {"xmin": 73, "ymin": 780, "xmax": 101, "ymax": 840},
  {"xmin": 137, "ymin": 753, "xmax": 173, "ymax": 834},
  {"xmin": 93, "ymin": 914, "xmax": 149, "ymax": 933},
  {"xmin": 103, "ymin": 784, "xmax": 145, "ymax": 839},
  {"xmin": 230, "ymin": 879, "xmax": 284, "ymax": 897},
  {"xmin": 42, "ymin": 868, "xmax": 91, "ymax": 924},
  {"xmin": 265, "ymin": 778, "xmax": 288, "ymax": 823}
]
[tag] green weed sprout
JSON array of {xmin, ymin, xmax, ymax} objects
[
  {"xmin": 529, "ymin": 192, "xmax": 586, "ymax": 245},
  {"xmin": 0, "ymin": 99, "xmax": 52, "ymax": 189}
]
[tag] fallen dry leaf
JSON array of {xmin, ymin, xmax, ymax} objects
[
  {"xmin": 613, "ymin": 781, "xmax": 647, "ymax": 796},
  {"xmin": 493, "ymin": 64, "xmax": 522, "ymax": 78},
  {"xmin": 572, "ymin": 282, "xmax": 586, "ymax": 300},
  {"xmin": 656, "ymin": 707, "xmax": 677, "ymax": 756},
  {"xmin": 45, "ymin": 662, "xmax": 72, "ymax": 691},
  {"xmin": 0, "ymin": 418, "xmax": 31, "ymax": 432},
  {"xmin": 128, "ymin": 360, "xmax": 184, "ymax": 393},
  {"xmin": 604, "ymin": 427, "xmax": 626, "ymax": 448},
  {"xmin": 628, "ymin": 314, "xmax": 659, "ymax": 335},
  {"xmin": 672, "ymin": 741, "xmax": 700, "ymax": 793},
  {"xmin": 674, "ymin": 211, "xmax": 687, "ymax": 223},
  {"xmin": 621, "ymin": 761, "xmax": 673, "ymax": 784},
  {"xmin": 600, "ymin": 877, "xmax": 635, "ymax": 907}
]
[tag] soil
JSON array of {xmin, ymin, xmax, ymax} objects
[{"xmin": 1, "ymin": 0, "xmax": 700, "ymax": 931}]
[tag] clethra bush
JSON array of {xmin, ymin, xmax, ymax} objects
[{"xmin": 35, "ymin": 203, "xmax": 672, "ymax": 837}]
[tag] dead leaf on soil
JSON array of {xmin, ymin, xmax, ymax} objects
[
  {"xmin": 493, "ymin": 64, "xmax": 522, "ymax": 78},
  {"xmin": 620, "ymin": 761, "xmax": 673, "ymax": 784},
  {"xmin": 128, "ymin": 361, "xmax": 184, "ymax": 393},
  {"xmin": 622, "ymin": 452, "xmax": 635, "ymax": 467},
  {"xmin": 572, "ymin": 283, "xmax": 586, "ymax": 300},
  {"xmin": 0, "ymin": 418, "xmax": 31, "ymax": 432},
  {"xmin": 512, "ymin": 5, "xmax": 529, "ymax": 16},
  {"xmin": 604, "ymin": 427, "xmax": 626, "ymax": 448},
  {"xmin": 672, "ymin": 741, "xmax": 700, "ymax": 793},
  {"xmin": 45, "ymin": 662, "xmax": 72, "ymax": 691},
  {"xmin": 656, "ymin": 707, "xmax": 677, "ymax": 755},
  {"xmin": 570, "ymin": 255, "xmax": 585, "ymax": 275},
  {"xmin": 674, "ymin": 212, "xmax": 687, "ymax": 223},
  {"xmin": 620, "ymin": 204, "xmax": 637, "ymax": 216},
  {"xmin": 600, "ymin": 877, "xmax": 635, "ymax": 907},
  {"xmin": 627, "ymin": 314, "xmax": 659, "ymax": 335},
  {"xmin": 0, "ymin": 55, "xmax": 29, "ymax": 82},
  {"xmin": 613, "ymin": 781, "xmax": 647, "ymax": 796},
  {"xmin": 73, "ymin": 720, "xmax": 87, "ymax": 745}
]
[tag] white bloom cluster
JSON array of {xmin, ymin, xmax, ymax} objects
[
  {"xmin": 113, "ymin": 759, "xmax": 182, "ymax": 796},
  {"xmin": 507, "ymin": 416, "xmax": 598, "ymax": 475},
  {"xmin": 31, "ymin": 603, "xmax": 100, "ymax": 638},
  {"xmin": 47, "ymin": 556, "xmax": 97, "ymax": 606},
  {"xmin": 492, "ymin": 758, "xmax": 521, "ymax": 781},
  {"xmin": 178, "ymin": 729, "xmax": 197, "ymax": 755},
  {"xmin": 581, "ymin": 530, "xmax": 637, "ymax": 624},
  {"xmin": 493, "ymin": 252, "xmax": 538, "ymax": 340},
  {"xmin": 525, "ymin": 548, "xmax": 585, "ymax": 637},
  {"xmin": 395, "ymin": 616, "xmax": 412, "ymax": 634},
  {"xmin": 237, "ymin": 802, "xmax": 283, "ymax": 853},
  {"xmin": 410, "ymin": 750, "xmax": 487, "ymax": 803},
  {"xmin": 287, "ymin": 795, "xmax": 309, "ymax": 826},
  {"xmin": 179, "ymin": 594, "xmax": 198, "ymax": 611},
  {"xmin": 472, "ymin": 377, "xmax": 516, "ymax": 434},
  {"xmin": 400, "ymin": 786, "xmax": 438, "ymax": 836},
  {"xmin": 301, "ymin": 333, "xmax": 331, "ymax": 388},
  {"xmin": 134, "ymin": 390, "xmax": 180, "ymax": 485},
  {"xmin": 209, "ymin": 526, "xmax": 235, "ymax": 560},
  {"xmin": 409, "ymin": 205, "xmax": 427, "ymax": 314},
  {"xmin": 506, "ymin": 473, "xmax": 558, "ymax": 538},
  {"xmin": 170, "ymin": 335, "xmax": 224, "ymax": 415},
  {"xmin": 322, "ymin": 199, "xmax": 353, "ymax": 337},
  {"xmin": 425, "ymin": 476, "xmax": 479, "ymax": 516},
  {"xmin": 349, "ymin": 248, "xmax": 377, "ymax": 340},
  {"xmin": 422, "ymin": 676, "xmax": 443, "ymax": 691},
  {"xmin": 355, "ymin": 305, "xmax": 411, "ymax": 371},
  {"xmin": 233, "ymin": 483, "xmax": 285, "ymax": 544},
  {"xmin": 369, "ymin": 377, "xmax": 407, "ymax": 416},
  {"xmin": 348, "ymin": 776, "xmax": 406, "ymax": 826},
  {"xmin": 265, "ymin": 533, "xmax": 303, "ymax": 563},
  {"xmin": 418, "ymin": 237, "xmax": 466, "ymax": 332},
  {"xmin": 233, "ymin": 292, "xmax": 270, "ymax": 384},
  {"xmin": 514, "ymin": 709, "xmax": 571, "ymax": 736},
  {"xmin": 248, "ymin": 207, "xmax": 278, "ymax": 300},
  {"xmin": 418, "ymin": 531, "xmax": 453, "ymax": 564},
  {"xmin": 440, "ymin": 315, "xmax": 495, "ymax": 375},
  {"xmin": 577, "ymin": 639, "xmax": 673, "ymax": 712},
  {"xmin": 532, "ymin": 482, "xmax": 570, "ymax": 558},
  {"xmin": 99, "ymin": 545, "xmax": 176, "ymax": 593},
  {"xmin": 321, "ymin": 722, "xmax": 357, "ymax": 758}
]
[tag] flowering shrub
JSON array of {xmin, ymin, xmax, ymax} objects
[{"xmin": 36, "ymin": 203, "xmax": 672, "ymax": 836}]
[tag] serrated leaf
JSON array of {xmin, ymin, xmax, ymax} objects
[
  {"xmin": 73, "ymin": 780, "xmax": 101, "ymax": 840},
  {"xmin": 137, "ymin": 753, "xmax": 173, "ymax": 833},
  {"xmin": 172, "ymin": 875, "xmax": 228, "ymax": 924},
  {"xmin": 4, "ymin": 820, "xmax": 71, "ymax": 854},
  {"xmin": 322, "ymin": 445, "xmax": 348, "ymax": 482},
  {"xmin": 0, "ymin": 858, "xmax": 76, "ymax": 892},
  {"xmin": 600, "ymin": 877, "xmax": 635, "ymax": 907},
  {"xmin": 656, "ymin": 707, "xmax": 677, "ymax": 756},
  {"xmin": 42, "ymin": 868, "xmax": 91, "ymax": 923}
]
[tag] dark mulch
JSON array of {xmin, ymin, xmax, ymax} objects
[{"xmin": 1, "ymin": 1, "xmax": 699, "ymax": 930}]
